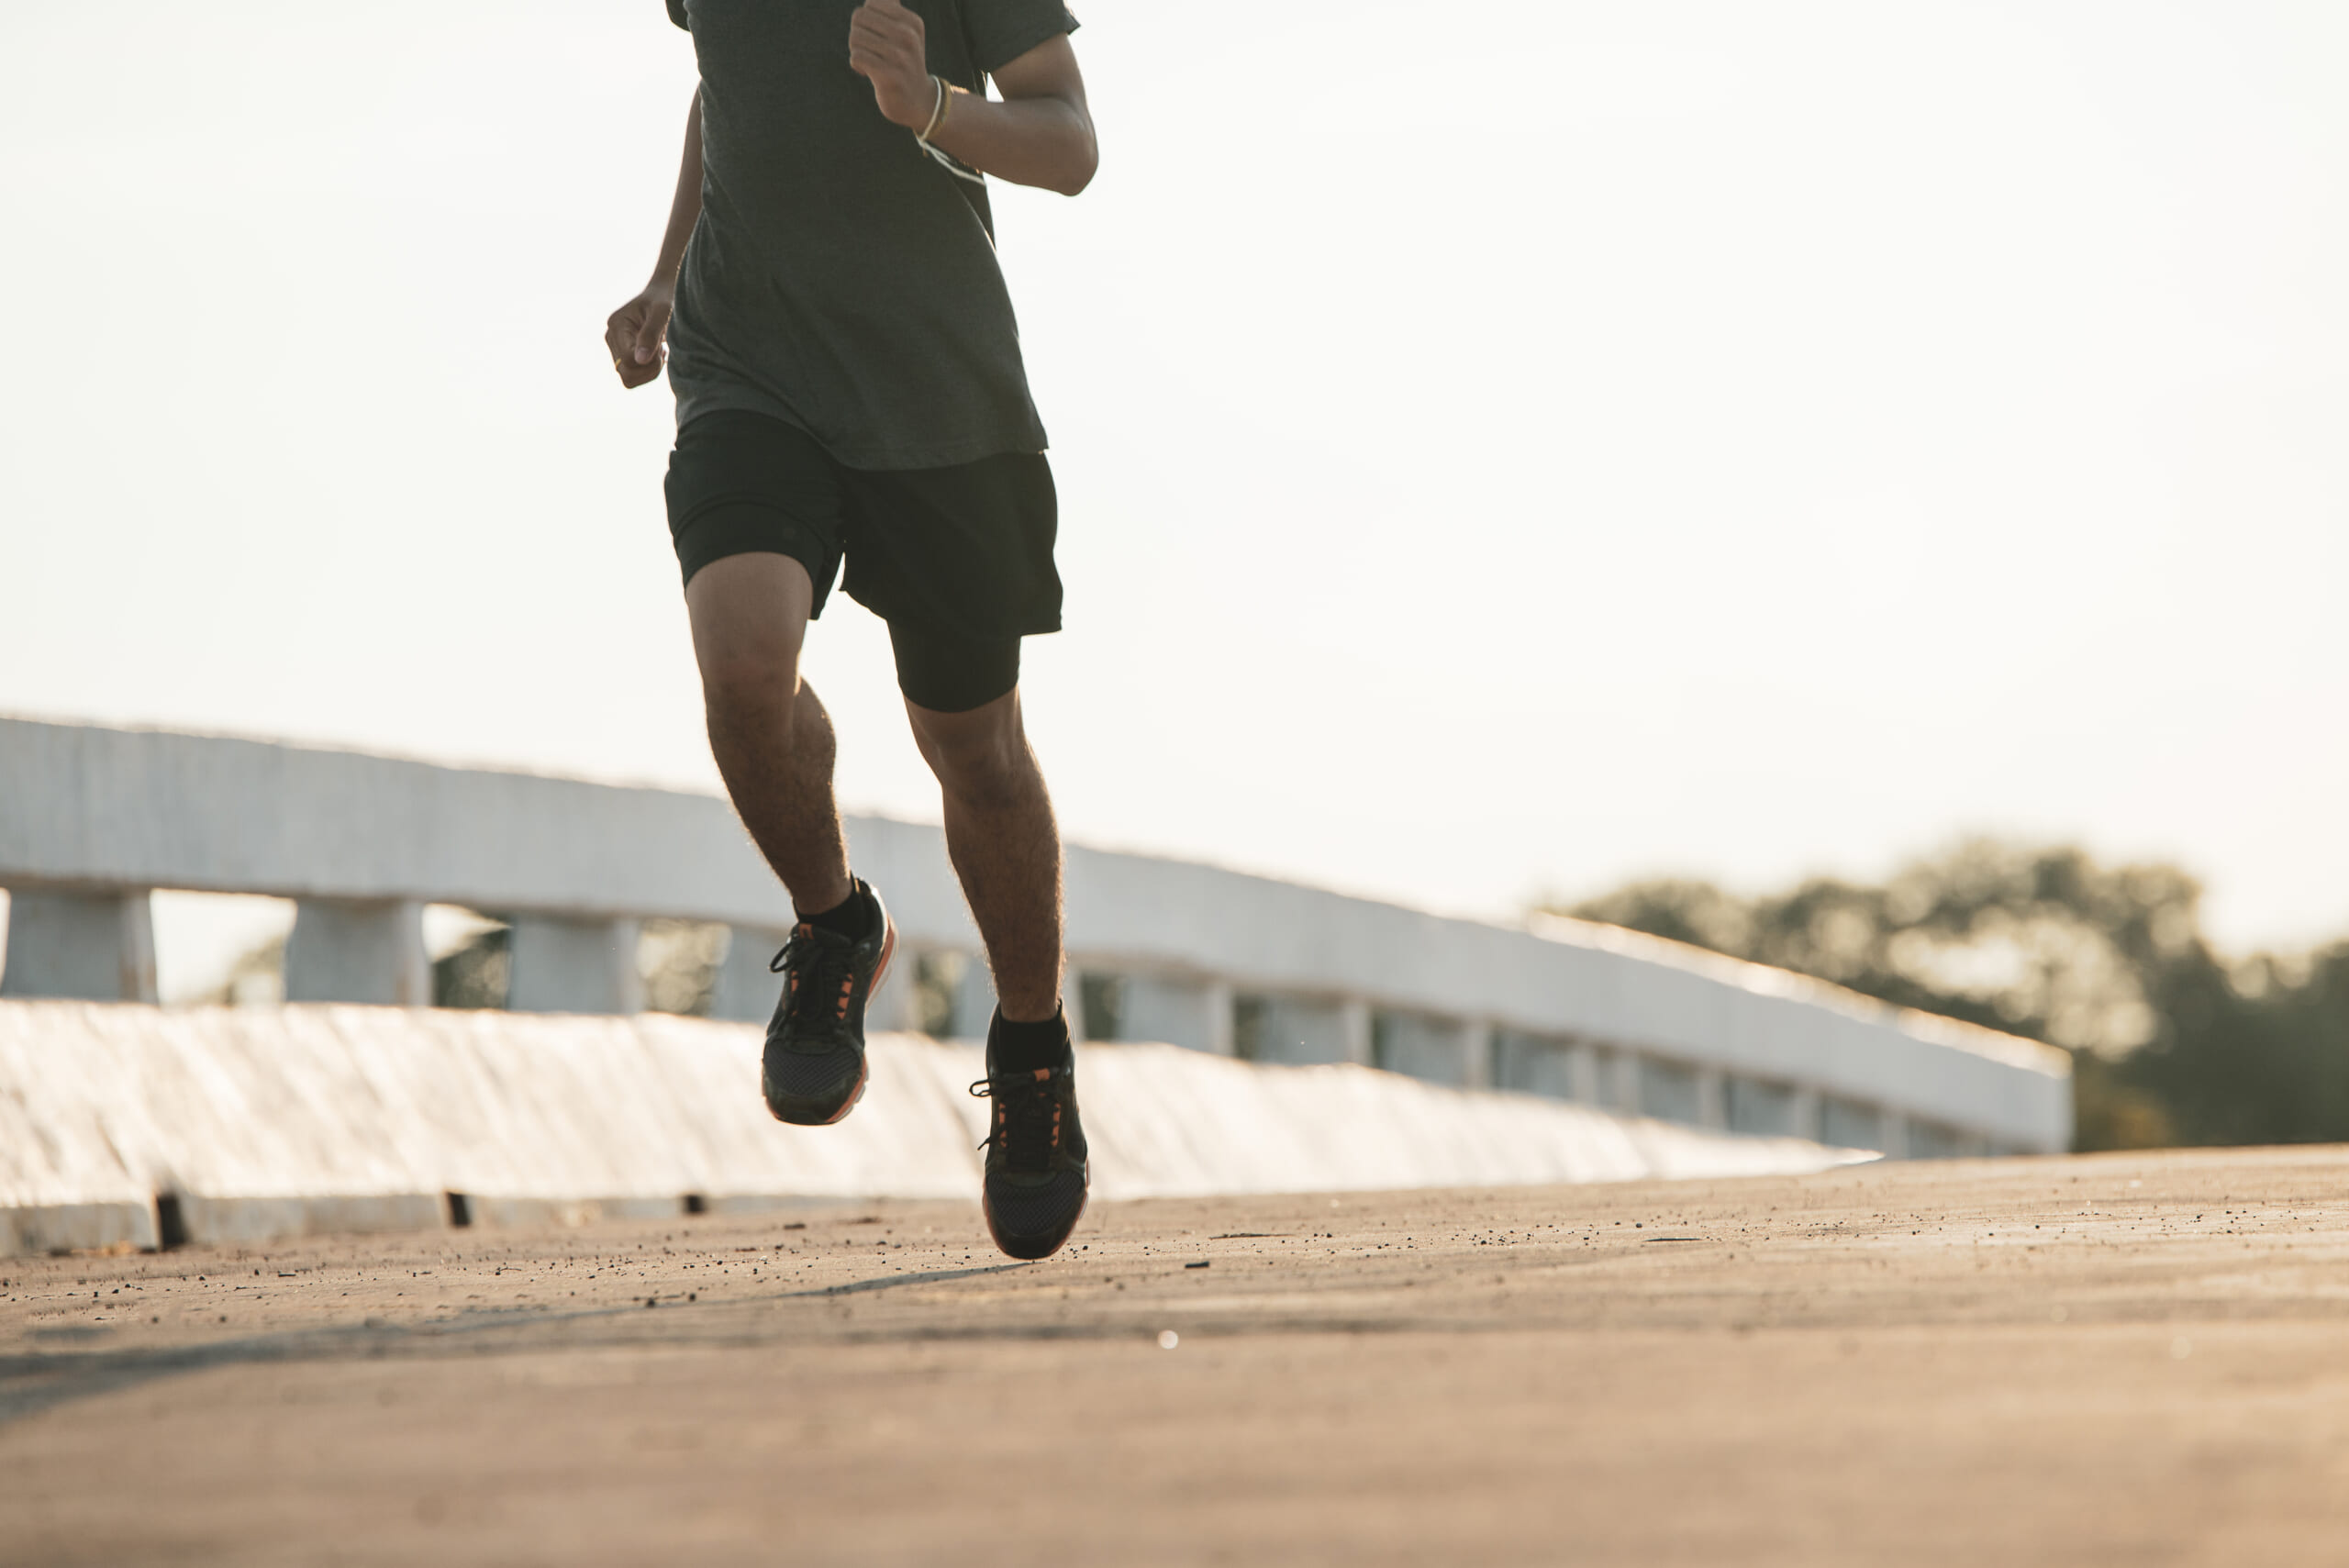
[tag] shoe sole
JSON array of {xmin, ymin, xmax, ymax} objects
[
  {"xmin": 982, "ymin": 1170, "xmax": 1090, "ymax": 1261},
  {"xmin": 769, "ymin": 918, "xmax": 896, "ymax": 1129}
]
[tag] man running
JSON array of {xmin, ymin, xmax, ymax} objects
[{"xmin": 604, "ymin": 0, "xmax": 1096, "ymax": 1260}]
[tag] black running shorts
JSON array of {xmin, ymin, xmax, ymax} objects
[{"xmin": 663, "ymin": 410, "xmax": 1063, "ymax": 713}]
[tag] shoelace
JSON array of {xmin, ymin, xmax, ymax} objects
[
  {"xmin": 969, "ymin": 1068, "xmax": 1063, "ymax": 1173},
  {"xmin": 770, "ymin": 928, "xmax": 856, "ymax": 1039}
]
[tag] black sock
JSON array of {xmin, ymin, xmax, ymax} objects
[
  {"xmin": 796, "ymin": 882, "xmax": 872, "ymax": 942},
  {"xmin": 988, "ymin": 1006, "xmax": 1070, "ymax": 1074}
]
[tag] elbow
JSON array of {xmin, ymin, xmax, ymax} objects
[{"xmin": 1055, "ymin": 128, "xmax": 1098, "ymax": 196}]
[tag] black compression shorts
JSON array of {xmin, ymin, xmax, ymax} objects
[{"xmin": 663, "ymin": 410, "xmax": 1063, "ymax": 713}]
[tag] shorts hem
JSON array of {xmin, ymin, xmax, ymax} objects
[{"xmin": 671, "ymin": 503, "xmax": 841, "ymax": 616}]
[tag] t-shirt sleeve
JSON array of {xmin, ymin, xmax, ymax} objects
[
  {"xmin": 963, "ymin": 0, "xmax": 1078, "ymax": 75},
  {"xmin": 665, "ymin": 0, "xmax": 688, "ymax": 29}
]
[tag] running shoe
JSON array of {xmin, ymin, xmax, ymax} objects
[
  {"xmin": 971, "ymin": 1030, "xmax": 1089, "ymax": 1260},
  {"xmin": 761, "ymin": 878, "xmax": 895, "ymax": 1126}
]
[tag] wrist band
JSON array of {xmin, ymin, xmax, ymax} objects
[
  {"xmin": 915, "ymin": 73, "xmax": 985, "ymax": 184},
  {"xmin": 918, "ymin": 74, "xmax": 948, "ymax": 141}
]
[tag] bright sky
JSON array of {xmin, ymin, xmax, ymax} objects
[{"xmin": 6, "ymin": 1, "xmax": 2348, "ymax": 967}]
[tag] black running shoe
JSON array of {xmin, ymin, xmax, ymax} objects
[
  {"xmin": 761, "ymin": 878, "xmax": 896, "ymax": 1126},
  {"xmin": 971, "ymin": 1039, "xmax": 1089, "ymax": 1261}
]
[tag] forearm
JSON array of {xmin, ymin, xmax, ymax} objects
[
  {"xmin": 649, "ymin": 89, "xmax": 706, "ymax": 292},
  {"xmin": 849, "ymin": 10, "xmax": 1097, "ymax": 199},
  {"xmin": 924, "ymin": 85, "xmax": 1095, "ymax": 197}
]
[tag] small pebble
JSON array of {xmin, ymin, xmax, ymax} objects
[{"xmin": 1157, "ymin": 1330, "xmax": 1179, "ymax": 1350}]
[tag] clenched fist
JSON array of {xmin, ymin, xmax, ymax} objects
[
  {"xmin": 605, "ymin": 285, "xmax": 673, "ymax": 389},
  {"xmin": 848, "ymin": 0, "xmax": 936, "ymax": 129}
]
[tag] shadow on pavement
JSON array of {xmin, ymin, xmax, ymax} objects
[{"xmin": 0, "ymin": 1260, "xmax": 1037, "ymax": 1427}]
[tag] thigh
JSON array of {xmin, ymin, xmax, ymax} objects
[
  {"xmin": 663, "ymin": 410, "xmax": 849, "ymax": 614},
  {"xmin": 685, "ymin": 551, "xmax": 818, "ymax": 686}
]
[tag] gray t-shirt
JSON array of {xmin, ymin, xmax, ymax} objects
[{"xmin": 665, "ymin": 0, "xmax": 1077, "ymax": 471}]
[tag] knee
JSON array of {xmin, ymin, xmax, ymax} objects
[
  {"xmin": 912, "ymin": 708, "xmax": 1029, "ymax": 806},
  {"xmin": 696, "ymin": 623, "xmax": 803, "ymax": 717},
  {"xmin": 685, "ymin": 554, "xmax": 814, "ymax": 717}
]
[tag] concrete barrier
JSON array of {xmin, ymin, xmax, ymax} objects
[
  {"xmin": 0, "ymin": 717, "xmax": 2074, "ymax": 1155},
  {"xmin": 0, "ymin": 1000, "xmax": 1870, "ymax": 1255}
]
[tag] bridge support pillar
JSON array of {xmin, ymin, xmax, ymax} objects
[
  {"xmin": 1696, "ymin": 1067, "xmax": 1729, "ymax": 1130},
  {"xmin": 1064, "ymin": 970, "xmax": 1098, "ymax": 1042},
  {"xmin": 1460, "ymin": 1019, "xmax": 1495, "ymax": 1090},
  {"xmin": 1123, "ymin": 974, "xmax": 1232, "ymax": 1055},
  {"xmin": 1787, "ymin": 1085, "xmax": 1822, "ymax": 1142},
  {"xmin": 948, "ymin": 952, "xmax": 997, "ymax": 1039},
  {"xmin": 1567, "ymin": 1042, "xmax": 1605, "ymax": 1105},
  {"xmin": 0, "ymin": 887, "xmax": 157, "ymax": 1002},
  {"xmin": 1608, "ymin": 1050, "xmax": 1642, "ymax": 1115},
  {"xmin": 1339, "ymin": 998, "xmax": 1374, "ymax": 1066},
  {"xmin": 1879, "ymin": 1109, "xmax": 1911, "ymax": 1161},
  {"xmin": 507, "ymin": 915, "xmax": 642, "ymax": 1015},
  {"xmin": 284, "ymin": 897, "xmax": 428, "ymax": 1006},
  {"xmin": 871, "ymin": 945, "xmax": 927, "ymax": 1033},
  {"xmin": 1203, "ymin": 980, "xmax": 1233, "ymax": 1056},
  {"xmin": 709, "ymin": 925, "xmax": 791, "ymax": 1023}
]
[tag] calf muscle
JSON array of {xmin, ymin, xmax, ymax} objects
[
  {"xmin": 908, "ymin": 690, "xmax": 1064, "ymax": 1022},
  {"xmin": 686, "ymin": 555, "xmax": 852, "ymax": 916}
]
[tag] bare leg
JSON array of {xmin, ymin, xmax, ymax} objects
[
  {"xmin": 685, "ymin": 553, "xmax": 852, "ymax": 915},
  {"xmin": 905, "ymin": 687, "xmax": 1063, "ymax": 1021}
]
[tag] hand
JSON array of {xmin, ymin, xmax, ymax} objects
[
  {"xmin": 604, "ymin": 285, "xmax": 673, "ymax": 390},
  {"xmin": 848, "ymin": 0, "xmax": 934, "ymax": 130}
]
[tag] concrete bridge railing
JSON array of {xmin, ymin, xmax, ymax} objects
[{"xmin": 0, "ymin": 717, "xmax": 2072, "ymax": 1157}]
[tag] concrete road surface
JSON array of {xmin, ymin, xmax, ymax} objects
[{"xmin": 9, "ymin": 1147, "xmax": 2349, "ymax": 1565}]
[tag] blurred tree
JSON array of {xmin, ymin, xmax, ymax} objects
[
  {"xmin": 432, "ymin": 925, "xmax": 509, "ymax": 1009},
  {"xmin": 1553, "ymin": 840, "xmax": 2349, "ymax": 1152},
  {"xmin": 639, "ymin": 919, "xmax": 725, "ymax": 1018}
]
